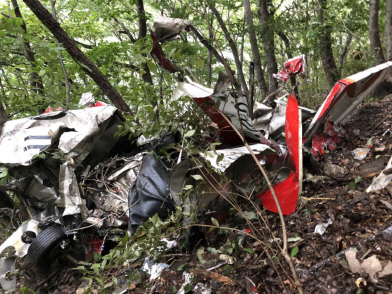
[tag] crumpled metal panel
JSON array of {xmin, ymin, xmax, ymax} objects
[
  {"xmin": 273, "ymin": 55, "xmax": 305, "ymax": 83},
  {"xmin": 86, "ymin": 154, "xmax": 144, "ymax": 226},
  {"xmin": 201, "ymin": 143, "xmax": 273, "ymax": 172},
  {"xmin": 57, "ymin": 162, "xmax": 88, "ymax": 218},
  {"xmin": 0, "ymin": 106, "xmax": 118, "ymax": 166},
  {"xmin": 268, "ymin": 103, "xmax": 287, "ymax": 137},
  {"xmin": 172, "ymin": 80, "xmax": 261, "ymax": 145}
]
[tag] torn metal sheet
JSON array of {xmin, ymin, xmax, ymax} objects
[
  {"xmin": 57, "ymin": 162, "xmax": 88, "ymax": 218},
  {"xmin": 201, "ymin": 143, "xmax": 274, "ymax": 172},
  {"xmin": 0, "ymin": 105, "xmax": 119, "ymax": 166},
  {"xmin": 0, "ymin": 257, "xmax": 16, "ymax": 293},
  {"xmin": 258, "ymin": 94, "xmax": 302, "ymax": 215},
  {"xmin": 253, "ymin": 97, "xmax": 315, "ymax": 140},
  {"xmin": 314, "ymin": 218, "xmax": 333, "ymax": 235},
  {"xmin": 305, "ymin": 61, "xmax": 392, "ymax": 142},
  {"xmin": 153, "ymin": 16, "xmax": 191, "ymax": 43},
  {"xmin": 273, "ymin": 55, "xmax": 305, "ymax": 83},
  {"xmin": 245, "ymin": 276, "xmax": 259, "ymax": 294},
  {"xmin": 366, "ymin": 155, "xmax": 392, "ymax": 192},
  {"xmin": 311, "ymin": 120, "xmax": 344, "ymax": 159},
  {"xmin": 172, "ymin": 79, "xmax": 261, "ymax": 145},
  {"xmin": 88, "ymin": 154, "xmax": 144, "ymax": 219},
  {"xmin": 141, "ymin": 257, "xmax": 169, "ymax": 281}
]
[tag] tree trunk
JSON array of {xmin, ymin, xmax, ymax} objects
[
  {"xmin": 317, "ymin": 0, "xmax": 339, "ymax": 90},
  {"xmin": 338, "ymin": 33, "xmax": 352, "ymax": 76},
  {"xmin": 276, "ymin": 30, "xmax": 299, "ymax": 98},
  {"xmin": 0, "ymin": 76, "xmax": 8, "ymax": 134},
  {"xmin": 369, "ymin": 0, "xmax": 385, "ymax": 64},
  {"xmin": 257, "ymin": 0, "xmax": 278, "ymax": 95},
  {"xmin": 243, "ymin": 0, "xmax": 269, "ymax": 104},
  {"xmin": 386, "ymin": 0, "xmax": 392, "ymax": 61},
  {"xmin": 189, "ymin": 25, "xmax": 241, "ymax": 92},
  {"xmin": 22, "ymin": 0, "xmax": 132, "ymax": 114},
  {"xmin": 11, "ymin": 0, "xmax": 44, "ymax": 95},
  {"xmin": 207, "ymin": 17, "xmax": 213, "ymax": 87},
  {"xmin": 51, "ymin": 0, "xmax": 71, "ymax": 109},
  {"xmin": 137, "ymin": 0, "xmax": 147, "ymax": 40},
  {"xmin": 209, "ymin": 3, "xmax": 249, "ymax": 96}
]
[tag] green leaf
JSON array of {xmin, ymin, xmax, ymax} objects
[
  {"xmin": 147, "ymin": 60, "xmax": 158, "ymax": 75},
  {"xmin": 0, "ymin": 170, "xmax": 8, "ymax": 178},
  {"xmin": 189, "ymin": 56, "xmax": 197, "ymax": 66},
  {"xmin": 197, "ymin": 57, "xmax": 204, "ymax": 69},
  {"xmin": 211, "ymin": 217, "xmax": 219, "ymax": 228},
  {"xmin": 184, "ymin": 283, "xmax": 192, "ymax": 293},
  {"xmin": 38, "ymin": 69, "xmax": 45, "ymax": 77},
  {"xmin": 184, "ymin": 129, "xmax": 196, "ymax": 138},
  {"xmin": 0, "ymin": 177, "xmax": 8, "ymax": 186},
  {"xmin": 177, "ymin": 263, "xmax": 190, "ymax": 271},
  {"xmin": 349, "ymin": 181, "xmax": 356, "ymax": 190},
  {"xmin": 216, "ymin": 153, "xmax": 224, "ymax": 164},
  {"xmin": 244, "ymin": 211, "xmax": 257, "ymax": 220},
  {"xmin": 173, "ymin": 285, "xmax": 178, "ymax": 293},
  {"xmin": 73, "ymin": 266, "xmax": 86, "ymax": 272},
  {"xmin": 197, "ymin": 247, "xmax": 206, "ymax": 264},
  {"xmin": 183, "ymin": 185, "xmax": 193, "ymax": 191},
  {"xmin": 190, "ymin": 174, "xmax": 203, "ymax": 181},
  {"xmin": 291, "ymin": 246, "xmax": 299, "ymax": 258},
  {"xmin": 244, "ymin": 247, "xmax": 253, "ymax": 253},
  {"xmin": 288, "ymin": 237, "xmax": 302, "ymax": 243}
]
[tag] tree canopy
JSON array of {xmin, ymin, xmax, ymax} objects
[{"xmin": 1, "ymin": 0, "xmax": 391, "ymax": 135}]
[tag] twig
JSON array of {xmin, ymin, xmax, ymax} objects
[
  {"xmin": 190, "ymin": 268, "xmax": 235, "ymax": 286},
  {"xmin": 66, "ymin": 254, "xmax": 92, "ymax": 266},
  {"xmin": 359, "ymin": 249, "xmax": 372, "ymax": 262},
  {"xmin": 216, "ymin": 109, "xmax": 303, "ymax": 293},
  {"xmin": 207, "ymin": 262, "xmax": 226, "ymax": 271},
  {"xmin": 302, "ymin": 197, "xmax": 336, "ymax": 201},
  {"xmin": 367, "ymin": 108, "xmax": 392, "ymax": 131}
]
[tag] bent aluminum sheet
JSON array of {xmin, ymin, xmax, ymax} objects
[
  {"xmin": 0, "ymin": 105, "xmax": 117, "ymax": 166},
  {"xmin": 201, "ymin": 143, "xmax": 274, "ymax": 172},
  {"xmin": 305, "ymin": 61, "xmax": 392, "ymax": 141},
  {"xmin": 57, "ymin": 162, "xmax": 88, "ymax": 218}
]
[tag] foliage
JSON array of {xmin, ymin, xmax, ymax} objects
[{"xmin": 0, "ymin": 0, "xmax": 388, "ymax": 125}]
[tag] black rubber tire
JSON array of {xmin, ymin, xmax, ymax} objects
[{"xmin": 27, "ymin": 224, "xmax": 67, "ymax": 265}]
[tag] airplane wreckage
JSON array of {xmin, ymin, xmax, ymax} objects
[{"xmin": 1, "ymin": 16, "xmax": 392, "ymax": 292}]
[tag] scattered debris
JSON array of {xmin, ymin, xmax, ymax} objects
[
  {"xmin": 353, "ymin": 147, "xmax": 370, "ymax": 161},
  {"xmin": 314, "ymin": 218, "xmax": 333, "ymax": 235}
]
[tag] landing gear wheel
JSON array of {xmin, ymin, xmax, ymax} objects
[{"xmin": 27, "ymin": 224, "xmax": 67, "ymax": 265}]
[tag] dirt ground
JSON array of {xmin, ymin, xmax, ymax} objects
[{"xmin": 9, "ymin": 95, "xmax": 392, "ymax": 294}]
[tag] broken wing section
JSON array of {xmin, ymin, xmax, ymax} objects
[
  {"xmin": 257, "ymin": 94, "xmax": 302, "ymax": 215},
  {"xmin": 304, "ymin": 61, "xmax": 392, "ymax": 142}
]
